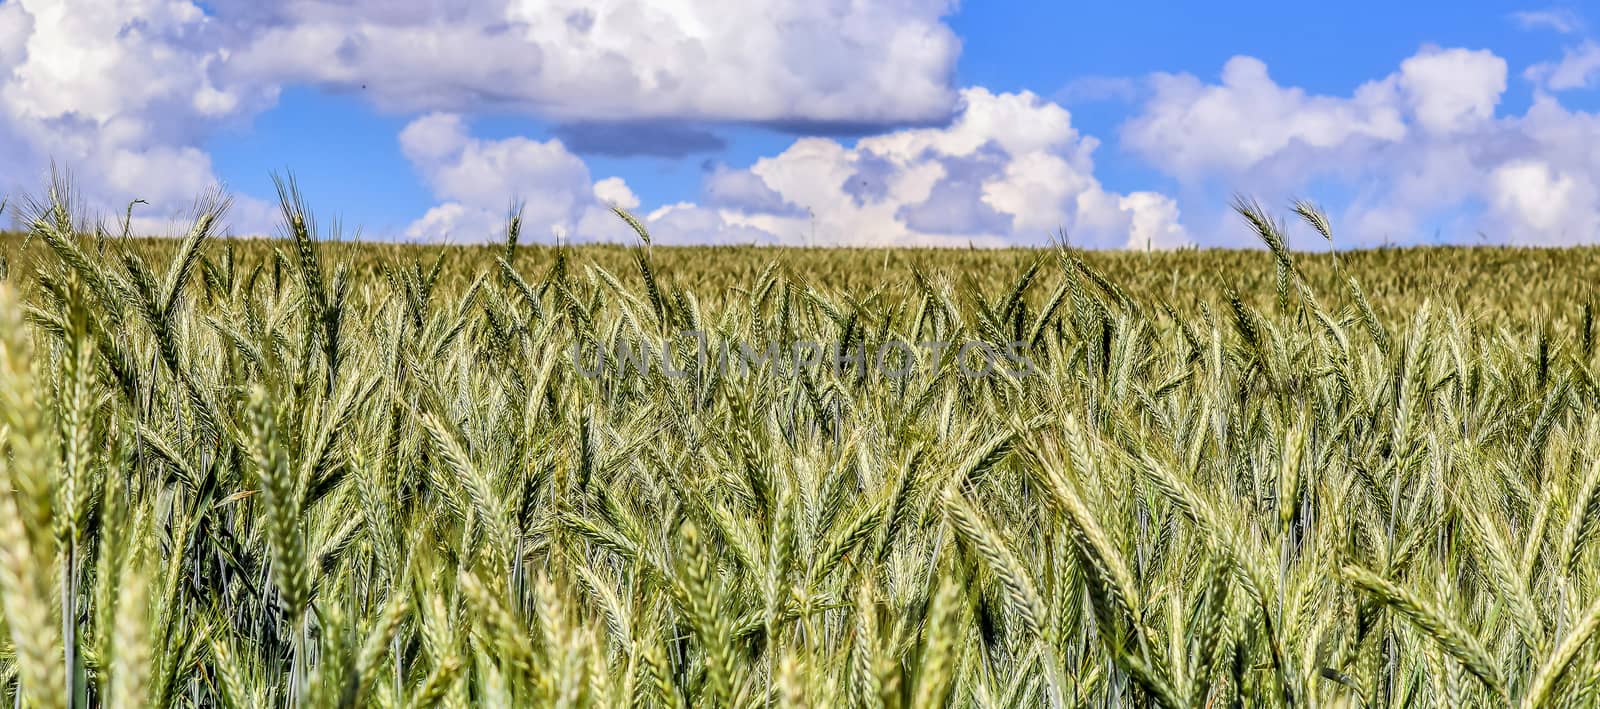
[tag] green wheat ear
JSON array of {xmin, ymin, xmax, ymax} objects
[
  {"xmin": 0, "ymin": 285, "xmax": 66, "ymax": 709},
  {"xmin": 0, "ymin": 179, "xmax": 1598, "ymax": 707},
  {"xmin": 108, "ymin": 511, "xmax": 154, "ymax": 709},
  {"xmin": 611, "ymin": 205, "xmax": 650, "ymax": 248}
]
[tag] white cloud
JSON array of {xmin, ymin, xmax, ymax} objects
[
  {"xmin": 592, "ymin": 177, "xmax": 638, "ymax": 210},
  {"xmin": 703, "ymin": 88, "xmax": 1187, "ymax": 248},
  {"xmin": 401, "ymin": 114, "xmax": 591, "ymax": 219},
  {"xmin": 399, "ymin": 88, "xmax": 1187, "ymax": 248},
  {"xmin": 399, "ymin": 112, "xmax": 641, "ymax": 244},
  {"xmin": 0, "ymin": 2, "xmax": 31, "ymax": 71},
  {"xmin": 1122, "ymin": 56, "xmax": 1407, "ymax": 179},
  {"xmin": 1489, "ymin": 160, "xmax": 1589, "ymax": 234},
  {"xmin": 1501, "ymin": 96, "xmax": 1600, "ymax": 241},
  {"xmin": 1123, "ymin": 45, "xmax": 1600, "ymax": 245},
  {"xmin": 0, "ymin": 2, "xmax": 1176, "ymax": 247},
  {"xmin": 1121, "ymin": 192, "xmax": 1189, "ymax": 250},
  {"xmin": 21, "ymin": 2, "xmax": 1597, "ymax": 250},
  {"xmin": 1396, "ymin": 48, "xmax": 1506, "ymax": 135},
  {"xmin": 1512, "ymin": 8, "xmax": 1585, "ymax": 34},
  {"xmin": 0, "ymin": 0, "xmax": 273, "ymax": 234},
  {"xmin": 403, "ymin": 203, "xmax": 481, "ymax": 244},
  {"xmin": 641, "ymin": 203, "xmax": 778, "ymax": 246},
  {"xmin": 0, "ymin": 0, "xmax": 1145, "ymax": 248},
  {"xmin": 216, "ymin": 0, "xmax": 959, "ymax": 127},
  {"xmin": 1527, "ymin": 41, "xmax": 1600, "ymax": 91},
  {"xmin": 0, "ymin": 0, "xmax": 962, "ymax": 238}
]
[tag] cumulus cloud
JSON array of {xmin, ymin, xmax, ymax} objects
[
  {"xmin": 0, "ymin": 0, "xmax": 962, "ymax": 234},
  {"xmin": 699, "ymin": 88, "xmax": 1188, "ymax": 248},
  {"xmin": 1121, "ymin": 56, "xmax": 1408, "ymax": 180},
  {"xmin": 28, "ymin": 2, "xmax": 1598, "ymax": 250},
  {"xmin": 1397, "ymin": 48, "xmax": 1507, "ymax": 135},
  {"xmin": 400, "ymin": 114, "xmax": 590, "ymax": 213},
  {"xmin": 398, "ymin": 112, "xmax": 639, "ymax": 243},
  {"xmin": 397, "ymin": 114, "xmax": 766, "ymax": 246},
  {"xmin": 1123, "ymin": 45, "xmax": 1600, "ymax": 245},
  {"xmin": 400, "ymin": 88, "xmax": 1187, "ymax": 248},
  {"xmin": 10, "ymin": 1, "xmax": 1158, "ymax": 247},
  {"xmin": 642, "ymin": 203, "xmax": 779, "ymax": 246},
  {"xmin": 0, "ymin": 0, "xmax": 275, "ymax": 234},
  {"xmin": 1489, "ymin": 159, "xmax": 1592, "ymax": 236},
  {"xmin": 214, "ymin": 0, "xmax": 960, "ymax": 132},
  {"xmin": 592, "ymin": 177, "xmax": 638, "ymax": 210}
]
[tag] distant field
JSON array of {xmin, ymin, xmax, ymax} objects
[
  {"xmin": 6, "ymin": 229, "xmax": 1600, "ymax": 329},
  {"xmin": 1, "ymin": 198, "xmax": 1600, "ymax": 706}
]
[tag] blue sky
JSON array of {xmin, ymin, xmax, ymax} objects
[{"xmin": 2, "ymin": 0, "xmax": 1598, "ymax": 247}]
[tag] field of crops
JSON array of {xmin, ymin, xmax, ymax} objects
[{"xmin": 4, "ymin": 185, "xmax": 1600, "ymax": 707}]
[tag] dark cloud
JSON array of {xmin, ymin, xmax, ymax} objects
[
  {"xmin": 843, "ymin": 151, "xmax": 896, "ymax": 205},
  {"xmin": 551, "ymin": 121, "xmax": 727, "ymax": 158},
  {"xmin": 702, "ymin": 165, "xmax": 807, "ymax": 217},
  {"xmin": 565, "ymin": 9, "xmax": 596, "ymax": 33},
  {"xmin": 764, "ymin": 113, "xmax": 957, "ymax": 138},
  {"xmin": 895, "ymin": 145, "xmax": 1014, "ymax": 235},
  {"xmin": 335, "ymin": 33, "xmax": 366, "ymax": 66}
]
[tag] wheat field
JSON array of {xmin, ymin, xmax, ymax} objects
[{"xmin": 2, "ymin": 181, "xmax": 1600, "ymax": 707}]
